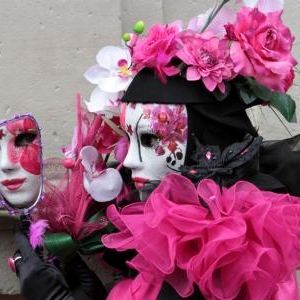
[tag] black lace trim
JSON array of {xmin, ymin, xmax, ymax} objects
[{"xmin": 180, "ymin": 134, "xmax": 262, "ymax": 186}]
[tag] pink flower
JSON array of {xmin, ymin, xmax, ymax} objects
[
  {"xmin": 177, "ymin": 31, "xmax": 235, "ymax": 93},
  {"xmin": 80, "ymin": 146, "xmax": 123, "ymax": 202},
  {"xmin": 227, "ymin": 7, "xmax": 297, "ymax": 93},
  {"xmin": 132, "ymin": 23, "xmax": 182, "ymax": 82}
]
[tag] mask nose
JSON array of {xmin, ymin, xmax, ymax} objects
[
  {"xmin": 123, "ymin": 140, "xmax": 142, "ymax": 171},
  {"xmin": 0, "ymin": 146, "xmax": 18, "ymax": 173}
]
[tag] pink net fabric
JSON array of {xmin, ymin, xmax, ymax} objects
[
  {"xmin": 34, "ymin": 164, "xmax": 107, "ymax": 240},
  {"xmin": 32, "ymin": 96, "xmax": 119, "ymax": 241},
  {"xmin": 102, "ymin": 173, "xmax": 300, "ymax": 300}
]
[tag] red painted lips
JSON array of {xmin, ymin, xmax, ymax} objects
[
  {"xmin": 132, "ymin": 177, "xmax": 149, "ymax": 188},
  {"xmin": 1, "ymin": 178, "xmax": 26, "ymax": 191}
]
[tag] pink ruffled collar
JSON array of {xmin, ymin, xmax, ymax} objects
[{"xmin": 102, "ymin": 174, "xmax": 300, "ymax": 299}]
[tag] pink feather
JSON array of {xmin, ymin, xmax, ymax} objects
[{"xmin": 29, "ymin": 220, "xmax": 49, "ymax": 249}]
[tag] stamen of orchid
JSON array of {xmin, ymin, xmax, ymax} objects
[{"xmin": 118, "ymin": 59, "xmax": 131, "ymax": 78}]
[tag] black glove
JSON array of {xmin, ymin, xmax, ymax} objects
[
  {"xmin": 63, "ymin": 254, "xmax": 107, "ymax": 300},
  {"xmin": 14, "ymin": 226, "xmax": 74, "ymax": 300}
]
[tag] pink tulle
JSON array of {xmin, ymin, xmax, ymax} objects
[
  {"xmin": 102, "ymin": 173, "xmax": 300, "ymax": 299},
  {"xmin": 32, "ymin": 95, "xmax": 114, "ymax": 240}
]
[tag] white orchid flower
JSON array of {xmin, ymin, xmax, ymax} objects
[
  {"xmin": 238, "ymin": 0, "xmax": 284, "ymax": 12},
  {"xmin": 84, "ymin": 46, "xmax": 133, "ymax": 114},
  {"xmin": 84, "ymin": 87, "xmax": 120, "ymax": 116},
  {"xmin": 188, "ymin": 6, "xmax": 236, "ymax": 36},
  {"xmin": 85, "ymin": 45, "xmax": 133, "ymax": 93},
  {"xmin": 80, "ymin": 146, "xmax": 123, "ymax": 202}
]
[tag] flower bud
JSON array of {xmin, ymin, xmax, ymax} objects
[
  {"xmin": 133, "ymin": 21, "xmax": 145, "ymax": 34},
  {"xmin": 122, "ymin": 33, "xmax": 131, "ymax": 42}
]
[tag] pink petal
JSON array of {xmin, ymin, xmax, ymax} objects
[
  {"xmin": 202, "ymin": 76, "xmax": 218, "ymax": 92},
  {"xmin": 186, "ymin": 67, "xmax": 201, "ymax": 81},
  {"xmin": 230, "ymin": 42, "xmax": 254, "ymax": 76}
]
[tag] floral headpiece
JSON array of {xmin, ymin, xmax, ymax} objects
[{"xmin": 84, "ymin": 0, "xmax": 297, "ymax": 122}]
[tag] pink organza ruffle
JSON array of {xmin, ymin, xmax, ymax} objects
[{"xmin": 102, "ymin": 174, "xmax": 300, "ymax": 299}]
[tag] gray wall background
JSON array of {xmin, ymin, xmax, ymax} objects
[
  {"xmin": 0, "ymin": 0, "xmax": 299, "ymax": 296},
  {"xmin": 0, "ymin": 0, "xmax": 299, "ymax": 159}
]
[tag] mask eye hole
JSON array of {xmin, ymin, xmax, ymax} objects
[
  {"xmin": 140, "ymin": 132, "xmax": 159, "ymax": 148},
  {"xmin": 14, "ymin": 130, "xmax": 37, "ymax": 147}
]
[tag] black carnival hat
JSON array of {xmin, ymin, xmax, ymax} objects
[
  {"xmin": 121, "ymin": 69, "xmax": 285, "ymax": 192},
  {"xmin": 122, "ymin": 68, "xmax": 257, "ymax": 159}
]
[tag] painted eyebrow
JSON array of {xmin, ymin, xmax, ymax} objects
[{"xmin": 135, "ymin": 113, "xmax": 143, "ymax": 162}]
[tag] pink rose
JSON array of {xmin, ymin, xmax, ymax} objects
[
  {"xmin": 132, "ymin": 23, "xmax": 181, "ymax": 82},
  {"xmin": 177, "ymin": 31, "xmax": 235, "ymax": 93},
  {"xmin": 227, "ymin": 7, "xmax": 297, "ymax": 93}
]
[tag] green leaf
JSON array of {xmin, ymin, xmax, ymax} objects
[
  {"xmin": 213, "ymin": 82, "xmax": 231, "ymax": 102},
  {"xmin": 239, "ymin": 86, "xmax": 257, "ymax": 104},
  {"xmin": 246, "ymin": 77, "xmax": 272, "ymax": 101},
  {"xmin": 233, "ymin": 78, "xmax": 257, "ymax": 104},
  {"xmin": 270, "ymin": 92, "xmax": 296, "ymax": 122}
]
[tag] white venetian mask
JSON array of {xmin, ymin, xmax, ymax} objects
[
  {"xmin": 0, "ymin": 115, "xmax": 43, "ymax": 211},
  {"xmin": 121, "ymin": 102, "xmax": 188, "ymax": 188}
]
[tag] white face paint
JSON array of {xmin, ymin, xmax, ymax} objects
[
  {"xmin": 0, "ymin": 118, "xmax": 42, "ymax": 208},
  {"xmin": 121, "ymin": 103, "xmax": 188, "ymax": 188}
]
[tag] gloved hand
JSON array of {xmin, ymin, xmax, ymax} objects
[
  {"xmin": 63, "ymin": 254, "xmax": 107, "ymax": 300},
  {"xmin": 13, "ymin": 226, "xmax": 75, "ymax": 300}
]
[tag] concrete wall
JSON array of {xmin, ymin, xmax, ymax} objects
[
  {"xmin": 0, "ymin": 0, "xmax": 299, "ymax": 295},
  {"xmin": 0, "ymin": 0, "xmax": 299, "ymax": 159}
]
